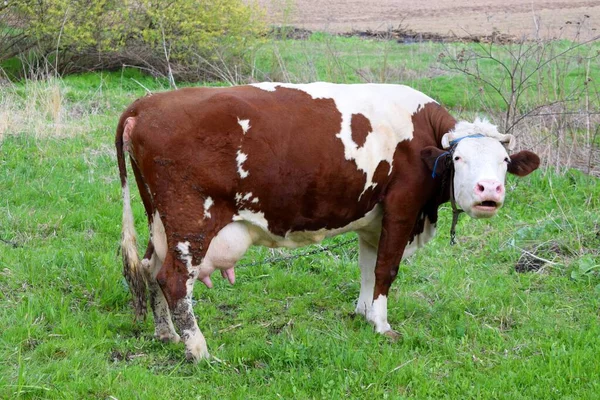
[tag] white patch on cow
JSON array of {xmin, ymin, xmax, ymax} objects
[
  {"xmin": 232, "ymin": 209, "xmax": 269, "ymax": 232},
  {"xmin": 235, "ymin": 192, "xmax": 256, "ymax": 206},
  {"xmin": 368, "ymin": 294, "xmax": 392, "ymax": 334},
  {"xmin": 176, "ymin": 242, "xmax": 200, "ymax": 295},
  {"xmin": 237, "ymin": 118, "xmax": 251, "ymax": 134},
  {"xmin": 236, "ymin": 150, "xmax": 249, "ymax": 178},
  {"xmin": 151, "ymin": 211, "xmax": 167, "ymax": 262},
  {"xmin": 203, "ymin": 197, "xmax": 213, "ymax": 219},
  {"xmin": 251, "ymin": 197, "xmax": 259, "ymax": 204},
  {"xmin": 251, "ymin": 82, "xmax": 278, "ymax": 92},
  {"xmin": 403, "ymin": 217, "xmax": 437, "ymax": 260},
  {"xmin": 176, "ymin": 241, "xmax": 193, "ymax": 270},
  {"xmin": 441, "ymin": 118, "xmax": 515, "ymax": 150},
  {"xmin": 250, "ymin": 82, "xmax": 435, "ymax": 195}
]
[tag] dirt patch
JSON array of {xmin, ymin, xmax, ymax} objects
[
  {"xmin": 515, "ymin": 242, "xmax": 563, "ymax": 273},
  {"xmin": 257, "ymin": 0, "xmax": 599, "ymax": 41},
  {"xmin": 341, "ymin": 27, "xmax": 520, "ymax": 44}
]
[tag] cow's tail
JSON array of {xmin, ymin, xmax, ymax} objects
[{"xmin": 116, "ymin": 114, "xmax": 147, "ymax": 321}]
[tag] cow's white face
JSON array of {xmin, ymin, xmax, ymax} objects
[
  {"xmin": 422, "ymin": 118, "xmax": 540, "ymax": 220},
  {"xmin": 451, "ymin": 136, "xmax": 510, "ymax": 218}
]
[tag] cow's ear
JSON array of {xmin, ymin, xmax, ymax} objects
[
  {"xmin": 508, "ymin": 150, "xmax": 540, "ymax": 177},
  {"xmin": 421, "ymin": 146, "xmax": 450, "ymax": 178}
]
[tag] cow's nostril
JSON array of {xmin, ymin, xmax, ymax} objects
[{"xmin": 476, "ymin": 184, "xmax": 485, "ymax": 193}]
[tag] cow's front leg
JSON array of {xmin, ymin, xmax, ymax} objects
[
  {"xmin": 355, "ymin": 236, "xmax": 377, "ymax": 317},
  {"xmin": 157, "ymin": 251, "xmax": 209, "ymax": 361},
  {"xmin": 367, "ymin": 213, "xmax": 413, "ymax": 339}
]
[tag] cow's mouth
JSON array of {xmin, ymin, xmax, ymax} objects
[
  {"xmin": 479, "ymin": 200, "xmax": 498, "ymax": 209},
  {"xmin": 472, "ymin": 200, "xmax": 501, "ymax": 216}
]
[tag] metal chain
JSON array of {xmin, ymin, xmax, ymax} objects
[{"xmin": 236, "ymin": 237, "xmax": 357, "ymax": 269}]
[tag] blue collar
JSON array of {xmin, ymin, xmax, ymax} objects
[{"xmin": 448, "ymin": 133, "xmax": 486, "ymax": 146}]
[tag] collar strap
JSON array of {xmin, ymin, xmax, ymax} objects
[
  {"xmin": 431, "ymin": 151, "xmax": 450, "ymax": 178},
  {"xmin": 448, "ymin": 133, "xmax": 486, "ymax": 147}
]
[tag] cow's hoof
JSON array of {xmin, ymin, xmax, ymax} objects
[
  {"xmin": 183, "ymin": 333, "xmax": 210, "ymax": 362},
  {"xmin": 155, "ymin": 332, "xmax": 180, "ymax": 343},
  {"xmin": 185, "ymin": 348, "xmax": 210, "ymax": 362},
  {"xmin": 383, "ymin": 330, "xmax": 400, "ymax": 341},
  {"xmin": 354, "ymin": 304, "xmax": 369, "ymax": 318}
]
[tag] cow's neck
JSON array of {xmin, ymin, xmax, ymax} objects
[
  {"xmin": 408, "ymin": 104, "xmax": 457, "ymax": 242},
  {"xmin": 430, "ymin": 103, "xmax": 457, "ymax": 205}
]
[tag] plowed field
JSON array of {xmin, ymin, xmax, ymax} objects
[{"xmin": 257, "ymin": 0, "xmax": 599, "ymax": 40}]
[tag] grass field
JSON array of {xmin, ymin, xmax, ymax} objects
[{"xmin": 1, "ymin": 36, "xmax": 599, "ymax": 399}]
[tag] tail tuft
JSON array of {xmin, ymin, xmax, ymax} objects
[{"xmin": 121, "ymin": 181, "xmax": 148, "ymax": 321}]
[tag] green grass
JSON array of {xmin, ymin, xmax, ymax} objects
[{"xmin": 1, "ymin": 48, "xmax": 599, "ymax": 398}]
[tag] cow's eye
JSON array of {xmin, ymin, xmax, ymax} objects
[
  {"xmin": 504, "ymin": 157, "xmax": 510, "ymax": 163},
  {"xmin": 454, "ymin": 156, "xmax": 461, "ymax": 161}
]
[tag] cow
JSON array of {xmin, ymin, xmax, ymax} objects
[{"xmin": 115, "ymin": 82, "xmax": 540, "ymax": 361}]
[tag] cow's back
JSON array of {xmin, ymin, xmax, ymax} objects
[{"xmin": 125, "ymin": 83, "xmax": 438, "ymax": 237}]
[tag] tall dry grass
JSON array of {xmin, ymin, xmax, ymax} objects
[{"xmin": 0, "ymin": 69, "xmax": 90, "ymax": 142}]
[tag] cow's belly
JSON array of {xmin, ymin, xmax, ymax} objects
[
  {"xmin": 152, "ymin": 204, "xmax": 435, "ymax": 279},
  {"xmin": 243, "ymin": 205, "xmax": 383, "ymax": 248}
]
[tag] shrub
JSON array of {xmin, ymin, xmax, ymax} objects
[{"xmin": 0, "ymin": 0, "xmax": 266, "ymax": 81}]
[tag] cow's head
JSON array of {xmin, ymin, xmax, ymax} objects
[{"xmin": 422, "ymin": 118, "xmax": 540, "ymax": 218}]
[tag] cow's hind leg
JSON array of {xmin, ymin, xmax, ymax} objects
[
  {"xmin": 157, "ymin": 220, "xmax": 254, "ymax": 361},
  {"xmin": 158, "ymin": 247, "xmax": 209, "ymax": 361},
  {"xmin": 142, "ymin": 243, "xmax": 180, "ymax": 343}
]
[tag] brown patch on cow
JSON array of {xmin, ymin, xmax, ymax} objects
[
  {"xmin": 373, "ymin": 160, "xmax": 390, "ymax": 183},
  {"xmin": 359, "ymin": 160, "xmax": 391, "ymax": 202},
  {"xmin": 233, "ymin": 86, "xmax": 374, "ymax": 235},
  {"xmin": 401, "ymin": 102, "xmax": 457, "ymax": 243},
  {"xmin": 350, "ymin": 113, "xmax": 372, "ymax": 147}
]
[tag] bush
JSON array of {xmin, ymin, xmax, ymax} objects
[{"xmin": 0, "ymin": 0, "xmax": 266, "ymax": 81}]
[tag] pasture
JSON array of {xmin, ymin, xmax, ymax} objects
[{"xmin": 1, "ymin": 33, "xmax": 600, "ymax": 399}]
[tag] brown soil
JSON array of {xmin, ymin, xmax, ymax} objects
[{"xmin": 257, "ymin": 0, "xmax": 599, "ymax": 41}]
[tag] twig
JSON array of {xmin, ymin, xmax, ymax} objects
[
  {"xmin": 510, "ymin": 243, "xmax": 559, "ymax": 266},
  {"xmin": 0, "ymin": 237, "xmax": 19, "ymax": 248},
  {"xmin": 159, "ymin": 20, "xmax": 177, "ymax": 90},
  {"xmin": 54, "ymin": 4, "xmax": 71, "ymax": 76},
  {"xmin": 130, "ymin": 78, "xmax": 152, "ymax": 95},
  {"xmin": 387, "ymin": 357, "xmax": 416, "ymax": 374}
]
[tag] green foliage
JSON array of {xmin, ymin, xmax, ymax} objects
[
  {"xmin": 14, "ymin": 0, "xmax": 129, "ymax": 51},
  {"xmin": 1, "ymin": 0, "xmax": 266, "ymax": 79},
  {"xmin": 139, "ymin": 0, "xmax": 265, "ymax": 60}
]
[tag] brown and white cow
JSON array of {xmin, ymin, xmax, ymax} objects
[{"xmin": 116, "ymin": 82, "xmax": 540, "ymax": 361}]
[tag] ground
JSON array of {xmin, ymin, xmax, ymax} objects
[{"xmin": 257, "ymin": 0, "xmax": 599, "ymax": 40}]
